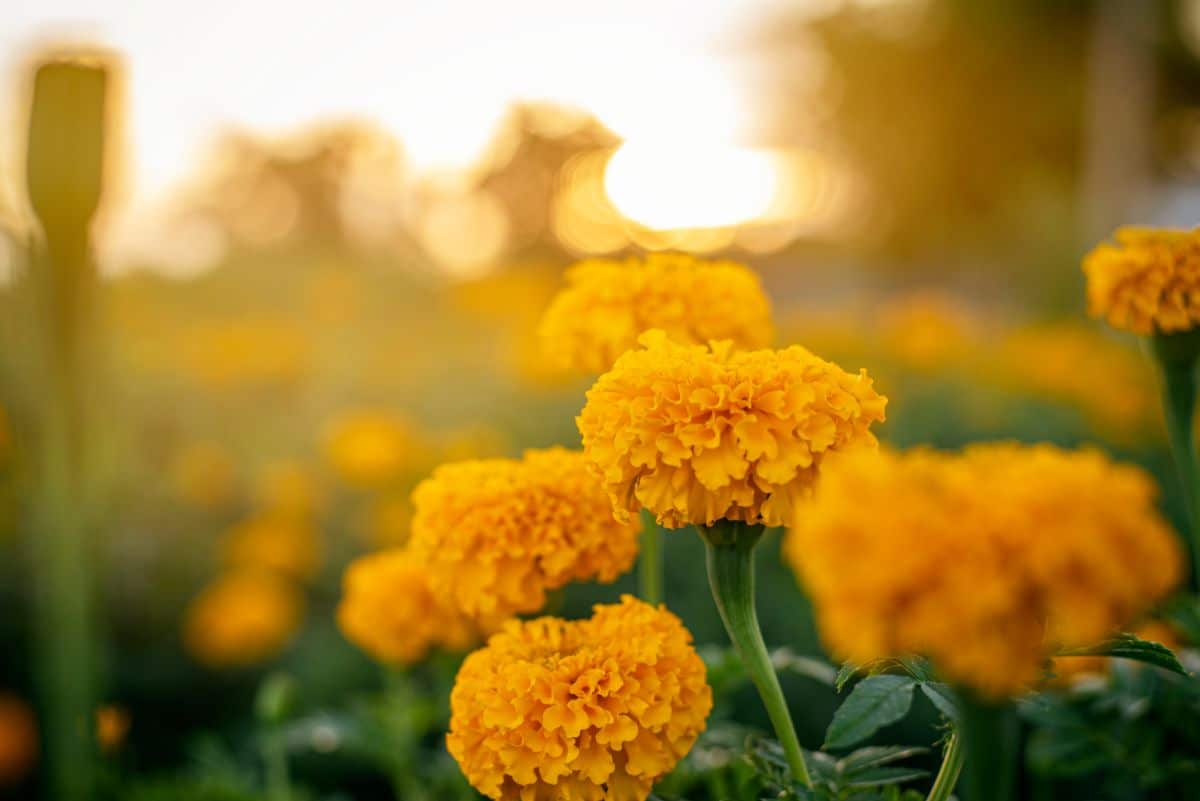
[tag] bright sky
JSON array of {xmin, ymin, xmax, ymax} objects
[{"xmin": 2, "ymin": 0, "xmax": 814, "ymax": 197}]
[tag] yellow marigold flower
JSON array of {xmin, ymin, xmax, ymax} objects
[
  {"xmin": 95, "ymin": 705, "xmax": 130, "ymax": 753},
  {"xmin": 183, "ymin": 571, "xmax": 304, "ymax": 668},
  {"xmin": 357, "ymin": 493, "xmax": 411, "ymax": 548},
  {"xmin": 1050, "ymin": 619, "xmax": 1186, "ymax": 688},
  {"xmin": 877, "ymin": 291, "xmax": 982, "ymax": 372},
  {"xmin": 221, "ymin": 515, "xmax": 322, "ymax": 581},
  {"xmin": 254, "ymin": 460, "xmax": 324, "ymax": 520},
  {"xmin": 0, "ymin": 694, "xmax": 36, "ymax": 785},
  {"xmin": 786, "ymin": 444, "xmax": 1184, "ymax": 698},
  {"xmin": 539, "ymin": 252, "xmax": 773, "ymax": 373},
  {"xmin": 1083, "ymin": 226, "xmax": 1200, "ymax": 335},
  {"xmin": 324, "ymin": 410, "xmax": 415, "ymax": 488},
  {"xmin": 578, "ymin": 330, "xmax": 887, "ymax": 529},
  {"xmin": 170, "ymin": 441, "xmax": 237, "ymax": 511},
  {"xmin": 447, "ymin": 595, "xmax": 712, "ymax": 801},
  {"xmin": 337, "ymin": 548, "xmax": 482, "ymax": 665},
  {"xmin": 410, "ymin": 447, "xmax": 640, "ymax": 621}
]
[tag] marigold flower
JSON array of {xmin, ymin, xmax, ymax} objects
[
  {"xmin": 786, "ymin": 444, "xmax": 1184, "ymax": 697},
  {"xmin": 337, "ymin": 548, "xmax": 482, "ymax": 665},
  {"xmin": 0, "ymin": 694, "xmax": 36, "ymax": 785},
  {"xmin": 183, "ymin": 571, "xmax": 304, "ymax": 668},
  {"xmin": 410, "ymin": 447, "xmax": 639, "ymax": 621},
  {"xmin": 254, "ymin": 460, "xmax": 324, "ymax": 520},
  {"xmin": 577, "ymin": 330, "xmax": 887, "ymax": 529},
  {"xmin": 539, "ymin": 252, "xmax": 773, "ymax": 373},
  {"xmin": 324, "ymin": 410, "xmax": 415, "ymax": 488},
  {"xmin": 447, "ymin": 595, "xmax": 711, "ymax": 801},
  {"xmin": 1083, "ymin": 226, "xmax": 1200, "ymax": 335},
  {"xmin": 220, "ymin": 514, "xmax": 322, "ymax": 581},
  {"xmin": 95, "ymin": 705, "xmax": 130, "ymax": 753},
  {"xmin": 171, "ymin": 441, "xmax": 237, "ymax": 510}
]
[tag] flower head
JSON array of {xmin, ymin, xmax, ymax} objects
[
  {"xmin": 0, "ymin": 694, "xmax": 36, "ymax": 785},
  {"xmin": 447, "ymin": 595, "xmax": 712, "ymax": 801},
  {"xmin": 220, "ymin": 514, "xmax": 322, "ymax": 581},
  {"xmin": 96, "ymin": 705, "xmax": 130, "ymax": 753},
  {"xmin": 578, "ymin": 330, "xmax": 887, "ymax": 529},
  {"xmin": 183, "ymin": 571, "xmax": 304, "ymax": 668},
  {"xmin": 786, "ymin": 444, "xmax": 1184, "ymax": 697},
  {"xmin": 410, "ymin": 448, "xmax": 639, "ymax": 621},
  {"xmin": 171, "ymin": 441, "xmax": 237, "ymax": 510},
  {"xmin": 337, "ymin": 548, "xmax": 482, "ymax": 665},
  {"xmin": 539, "ymin": 252, "xmax": 773, "ymax": 374},
  {"xmin": 1083, "ymin": 226, "xmax": 1200, "ymax": 335},
  {"xmin": 324, "ymin": 410, "xmax": 416, "ymax": 488}
]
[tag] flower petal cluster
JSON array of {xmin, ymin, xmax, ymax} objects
[
  {"xmin": 577, "ymin": 330, "xmax": 887, "ymax": 528},
  {"xmin": 786, "ymin": 444, "xmax": 1184, "ymax": 697},
  {"xmin": 1083, "ymin": 226, "xmax": 1200, "ymax": 335},
  {"xmin": 183, "ymin": 571, "xmax": 303, "ymax": 668},
  {"xmin": 337, "ymin": 547, "xmax": 482, "ymax": 666},
  {"xmin": 220, "ymin": 514, "xmax": 322, "ymax": 581},
  {"xmin": 323, "ymin": 410, "xmax": 415, "ymax": 488},
  {"xmin": 539, "ymin": 252, "xmax": 773, "ymax": 374},
  {"xmin": 447, "ymin": 595, "xmax": 712, "ymax": 801},
  {"xmin": 410, "ymin": 447, "xmax": 639, "ymax": 621}
]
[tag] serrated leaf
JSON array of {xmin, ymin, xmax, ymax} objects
[
  {"xmin": 1056, "ymin": 633, "xmax": 1187, "ymax": 676},
  {"xmin": 824, "ymin": 675, "xmax": 918, "ymax": 750},
  {"xmin": 835, "ymin": 661, "xmax": 861, "ymax": 692},
  {"xmin": 919, "ymin": 682, "xmax": 959, "ymax": 722},
  {"xmin": 843, "ymin": 766, "xmax": 929, "ymax": 789}
]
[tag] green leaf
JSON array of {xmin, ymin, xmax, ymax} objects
[
  {"xmin": 1056, "ymin": 632, "xmax": 1187, "ymax": 676},
  {"xmin": 919, "ymin": 682, "xmax": 959, "ymax": 722},
  {"xmin": 839, "ymin": 745, "xmax": 928, "ymax": 773},
  {"xmin": 843, "ymin": 766, "xmax": 930, "ymax": 789},
  {"xmin": 835, "ymin": 661, "xmax": 861, "ymax": 692},
  {"xmin": 824, "ymin": 676, "xmax": 918, "ymax": 750}
]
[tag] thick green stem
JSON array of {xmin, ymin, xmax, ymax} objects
[
  {"xmin": 638, "ymin": 509, "xmax": 663, "ymax": 605},
  {"xmin": 263, "ymin": 731, "xmax": 291, "ymax": 801},
  {"xmin": 698, "ymin": 522, "xmax": 812, "ymax": 788},
  {"xmin": 958, "ymin": 696, "xmax": 1018, "ymax": 801},
  {"xmin": 925, "ymin": 732, "xmax": 965, "ymax": 801},
  {"xmin": 1154, "ymin": 335, "xmax": 1200, "ymax": 587}
]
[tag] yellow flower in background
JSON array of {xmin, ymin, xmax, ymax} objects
[
  {"xmin": 578, "ymin": 330, "xmax": 887, "ymax": 529},
  {"xmin": 1083, "ymin": 226, "xmax": 1200, "ymax": 335},
  {"xmin": 447, "ymin": 596, "xmax": 711, "ymax": 801},
  {"xmin": 995, "ymin": 324, "xmax": 1157, "ymax": 438},
  {"xmin": 876, "ymin": 291, "xmax": 981, "ymax": 371},
  {"xmin": 539, "ymin": 252, "xmax": 773, "ymax": 374},
  {"xmin": 0, "ymin": 694, "xmax": 36, "ymax": 785},
  {"xmin": 221, "ymin": 515, "xmax": 323, "ymax": 581},
  {"xmin": 184, "ymin": 318, "xmax": 310, "ymax": 389},
  {"xmin": 254, "ymin": 460, "xmax": 324, "ymax": 520},
  {"xmin": 183, "ymin": 571, "xmax": 304, "ymax": 668},
  {"xmin": 324, "ymin": 409, "xmax": 416, "ymax": 488},
  {"xmin": 410, "ymin": 447, "xmax": 640, "ymax": 622},
  {"xmin": 170, "ymin": 441, "xmax": 238, "ymax": 511},
  {"xmin": 96, "ymin": 705, "xmax": 130, "ymax": 753},
  {"xmin": 437, "ymin": 425, "xmax": 510, "ymax": 463},
  {"xmin": 337, "ymin": 548, "xmax": 482, "ymax": 665},
  {"xmin": 357, "ymin": 493, "xmax": 411, "ymax": 548},
  {"xmin": 786, "ymin": 444, "xmax": 1183, "ymax": 698}
]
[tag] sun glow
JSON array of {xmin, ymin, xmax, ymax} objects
[{"xmin": 604, "ymin": 143, "xmax": 782, "ymax": 231}]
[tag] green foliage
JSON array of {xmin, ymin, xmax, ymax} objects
[
  {"xmin": 1055, "ymin": 632, "xmax": 1188, "ymax": 676},
  {"xmin": 824, "ymin": 677, "xmax": 918, "ymax": 750}
]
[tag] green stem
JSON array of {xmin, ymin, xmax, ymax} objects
[
  {"xmin": 698, "ymin": 522, "xmax": 812, "ymax": 789},
  {"xmin": 925, "ymin": 732, "xmax": 965, "ymax": 801},
  {"xmin": 638, "ymin": 509, "xmax": 663, "ymax": 605},
  {"xmin": 958, "ymin": 696, "xmax": 1018, "ymax": 801},
  {"xmin": 1154, "ymin": 339, "xmax": 1200, "ymax": 587},
  {"xmin": 263, "ymin": 730, "xmax": 290, "ymax": 801}
]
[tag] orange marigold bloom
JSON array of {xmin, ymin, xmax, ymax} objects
[
  {"xmin": 221, "ymin": 514, "xmax": 323, "ymax": 581},
  {"xmin": 337, "ymin": 548, "xmax": 482, "ymax": 665},
  {"xmin": 447, "ymin": 595, "xmax": 712, "ymax": 801},
  {"xmin": 1083, "ymin": 226, "xmax": 1200, "ymax": 335},
  {"xmin": 183, "ymin": 571, "xmax": 304, "ymax": 668},
  {"xmin": 0, "ymin": 694, "xmax": 36, "ymax": 786},
  {"xmin": 410, "ymin": 448, "xmax": 639, "ymax": 622},
  {"xmin": 96, "ymin": 705, "xmax": 130, "ymax": 753},
  {"xmin": 324, "ymin": 410, "xmax": 415, "ymax": 488},
  {"xmin": 577, "ymin": 330, "xmax": 887, "ymax": 529},
  {"xmin": 539, "ymin": 252, "xmax": 773, "ymax": 374},
  {"xmin": 786, "ymin": 444, "xmax": 1184, "ymax": 698}
]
